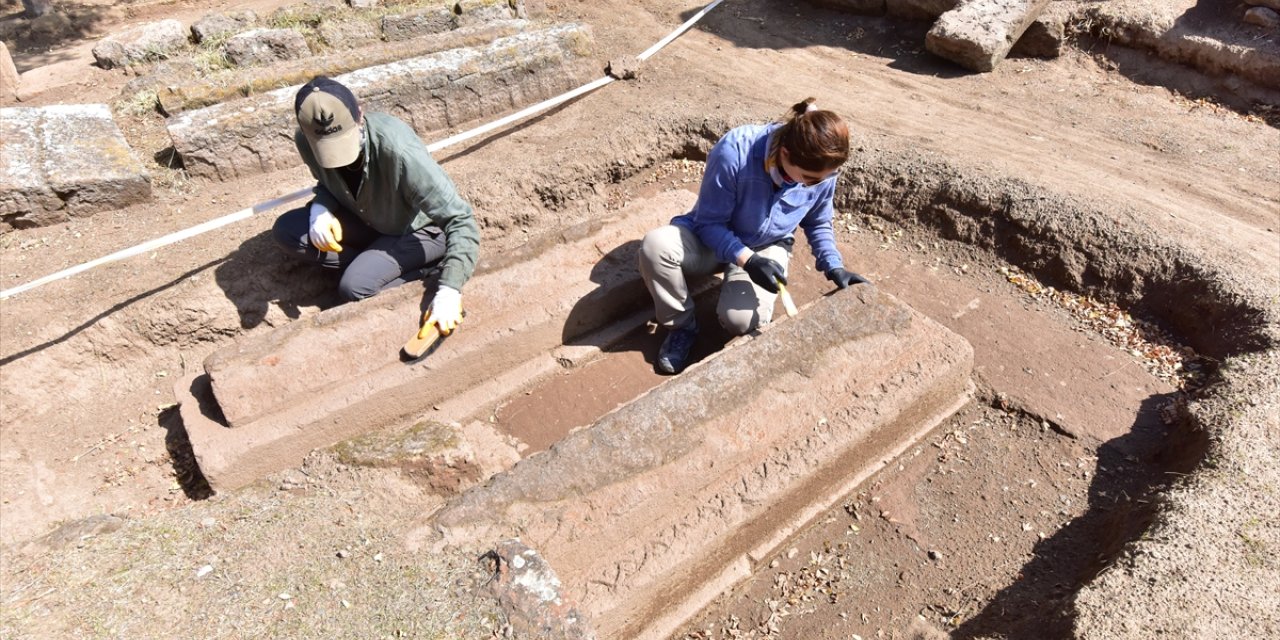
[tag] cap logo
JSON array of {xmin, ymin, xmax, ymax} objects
[{"xmin": 312, "ymin": 109, "xmax": 343, "ymax": 136}]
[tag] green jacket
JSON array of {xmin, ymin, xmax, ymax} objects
[{"xmin": 296, "ymin": 112, "xmax": 480, "ymax": 291}]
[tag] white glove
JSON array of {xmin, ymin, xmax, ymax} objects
[
  {"xmin": 308, "ymin": 202, "xmax": 343, "ymax": 253},
  {"xmin": 430, "ymin": 285, "xmax": 463, "ymax": 335}
]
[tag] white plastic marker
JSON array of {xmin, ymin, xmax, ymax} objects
[
  {"xmin": 0, "ymin": 0, "xmax": 728, "ymax": 301},
  {"xmin": 777, "ymin": 280, "xmax": 799, "ymax": 318},
  {"xmin": 0, "ymin": 189, "xmax": 312, "ymax": 300}
]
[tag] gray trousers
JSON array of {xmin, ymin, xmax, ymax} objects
[
  {"xmin": 272, "ymin": 205, "xmax": 447, "ymax": 302},
  {"xmin": 638, "ymin": 224, "xmax": 792, "ymax": 336}
]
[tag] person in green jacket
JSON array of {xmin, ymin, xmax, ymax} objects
[{"xmin": 272, "ymin": 76, "xmax": 479, "ymax": 334}]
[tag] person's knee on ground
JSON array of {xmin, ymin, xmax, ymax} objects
[
  {"xmin": 272, "ymin": 207, "xmax": 313, "ymax": 258},
  {"xmin": 718, "ymin": 281, "xmax": 770, "ymax": 335},
  {"xmin": 336, "ymin": 274, "xmax": 378, "ymax": 302},
  {"xmin": 337, "ymin": 252, "xmax": 432, "ymax": 302},
  {"xmin": 719, "ymin": 306, "xmax": 762, "ymax": 336},
  {"xmin": 336, "ymin": 252, "xmax": 396, "ymax": 302},
  {"xmin": 718, "ymin": 274, "xmax": 775, "ymax": 335}
]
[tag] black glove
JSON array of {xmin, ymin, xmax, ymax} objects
[
  {"xmin": 826, "ymin": 267, "xmax": 869, "ymax": 290},
  {"xmin": 743, "ymin": 254, "xmax": 786, "ymax": 293}
]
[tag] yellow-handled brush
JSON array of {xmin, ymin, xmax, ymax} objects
[
  {"xmin": 776, "ymin": 279, "xmax": 798, "ymax": 318},
  {"xmin": 402, "ymin": 309, "xmax": 443, "ymax": 359}
]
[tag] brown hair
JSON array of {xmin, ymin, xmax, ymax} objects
[{"xmin": 770, "ymin": 97, "xmax": 850, "ymax": 172}]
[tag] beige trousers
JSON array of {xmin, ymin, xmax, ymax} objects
[{"xmin": 638, "ymin": 224, "xmax": 792, "ymax": 336}]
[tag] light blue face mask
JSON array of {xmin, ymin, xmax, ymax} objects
[{"xmin": 769, "ymin": 164, "xmax": 794, "ymax": 187}]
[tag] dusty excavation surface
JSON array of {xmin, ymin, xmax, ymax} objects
[{"xmin": 2, "ymin": 0, "xmax": 1278, "ymax": 638}]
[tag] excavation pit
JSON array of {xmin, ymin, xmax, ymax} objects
[
  {"xmin": 176, "ymin": 165, "xmax": 979, "ymax": 638},
  {"xmin": 3, "ymin": 2, "xmax": 1278, "ymax": 638},
  {"xmin": 167, "ymin": 117, "xmax": 1276, "ymax": 636}
]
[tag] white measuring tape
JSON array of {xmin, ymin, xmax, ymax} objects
[{"xmin": 1, "ymin": 0, "xmax": 726, "ymax": 301}]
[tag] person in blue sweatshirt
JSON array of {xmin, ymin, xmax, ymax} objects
[{"xmin": 638, "ymin": 98, "xmax": 869, "ymax": 374}]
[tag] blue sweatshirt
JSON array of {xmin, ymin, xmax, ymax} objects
[{"xmin": 671, "ymin": 123, "xmax": 843, "ymax": 273}]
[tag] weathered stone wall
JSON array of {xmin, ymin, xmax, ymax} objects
[
  {"xmin": 166, "ymin": 23, "xmax": 595, "ymax": 182},
  {"xmin": 156, "ymin": 22, "xmax": 526, "ymax": 114},
  {"xmin": 1075, "ymin": 0, "xmax": 1280, "ymax": 89}
]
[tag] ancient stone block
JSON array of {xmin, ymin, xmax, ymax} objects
[
  {"xmin": 191, "ymin": 10, "xmax": 258, "ymax": 43},
  {"xmin": 0, "ymin": 110, "xmax": 59, "ymax": 225},
  {"xmin": 433, "ymin": 286, "xmax": 973, "ymax": 640},
  {"xmin": 927, "ymin": 0, "xmax": 1051, "ymax": 72},
  {"xmin": 167, "ymin": 23, "xmax": 595, "ymax": 182},
  {"xmin": 222, "ymin": 28, "xmax": 312, "ymax": 67},
  {"xmin": 1010, "ymin": 5, "xmax": 1066, "ymax": 59},
  {"xmin": 457, "ymin": 0, "xmax": 523, "ymax": 25},
  {"xmin": 0, "ymin": 105, "xmax": 152, "ymax": 229},
  {"xmin": 92, "ymin": 19, "xmax": 189, "ymax": 69},
  {"xmin": 1, "ymin": 41, "xmax": 18, "ymax": 103},
  {"xmin": 179, "ymin": 191, "xmax": 691, "ymax": 490},
  {"xmin": 382, "ymin": 8, "xmax": 459, "ymax": 41},
  {"xmin": 157, "ymin": 22, "xmax": 526, "ymax": 114},
  {"xmin": 317, "ymin": 17, "xmax": 382, "ymax": 50}
]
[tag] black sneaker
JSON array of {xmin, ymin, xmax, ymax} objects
[{"xmin": 656, "ymin": 322, "xmax": 698, "ymax": 375}]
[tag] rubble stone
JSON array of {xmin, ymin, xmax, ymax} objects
[
  {"xmin": 191, "ymin": 10, "xmax": 258, "ymax": 43},
  {"xmin": 926, "ymin": 0, "xmax": 1051, "ymax": 72},
  {"xmin": 606, "ymin": 56, "xmax": 641, "ymax": 80},
  {"xmin": 92, "ymin": 19, "xmax": 189, "ymax": 69},
  {"xmin": 488, "ymin": 540, "xmax": 597, "ymax": 640},
  {"xmin": 29, "ymin": 11, "xmax": 72, "ymax": 40},
  {"xmin": 222, "ymin": 28, "xmax": 312, "ymax": 67}
]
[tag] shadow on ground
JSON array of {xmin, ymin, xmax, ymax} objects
[
  {"xmin": 212, "ymin": 229, "xmax": 339, "ymax": 330},
  {"xmin": 953, "ymin": 392, "xmax": 1208, "ymax": 639},
  {"xmin": 159, "ymin": 403, "xmax": 213, "ymax": 500},
  {"xmin": 682, "ymin": 0, "xmax": 968, "ymax": 79},
  {"xmin": 0, "ymin": 258, "xmax": 224, "ymax": 366},
  {"xmin": 1, "ymin": 2, "xmax": 114, "ymax": 63}
]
